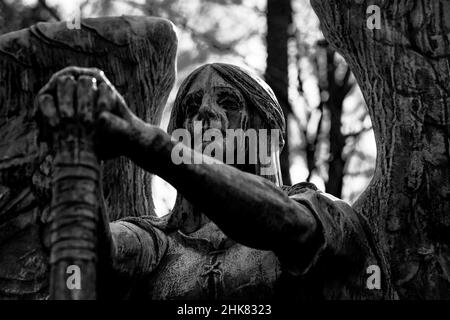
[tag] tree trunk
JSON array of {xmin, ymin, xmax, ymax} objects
[
  {"xmin": 312, "ymin": 0, "xmax": 450, "ymax": 299},
  {"xmin": 0, "ymin": 16, "xmax": 177, "ymax": 299},
  {"xmin": 326, "ymin": 95, "xmax": 345, "ymax": 198},
  {"xmin": 265, "ymin": 0, "xmax": 292, "ymax": 185}
]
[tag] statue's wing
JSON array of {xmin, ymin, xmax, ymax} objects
[
  {"xmin": 0, "ymin": 16, "xmax": 178, "ymax": 221},
  {"xmin": 0, "ymin": 16, "xmax": 177, "ymax": 299}
]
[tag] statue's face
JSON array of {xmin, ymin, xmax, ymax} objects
[
  {"xmin": 178, "ymin": 65, "xmax": 283, "ymax": 187},
  {"xmin": 182, "ymin": 67, "xmax": 248, "ymax": 144}
]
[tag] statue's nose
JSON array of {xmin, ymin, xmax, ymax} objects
[{"xmin": 196, "ymin": 103, "xmax": 220, "ymax": 123}]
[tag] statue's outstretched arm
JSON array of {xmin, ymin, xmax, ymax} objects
[
  {"xmin": 73, "ymin": 74, "xmax": 323, "ymax": 262},
  {"xmin": 125, "ymin": 126, "xmax": 321, "ymax": 255},
  {"xmin": 37, "ymin": 66, "xmax": 321, "ymax": 279}
]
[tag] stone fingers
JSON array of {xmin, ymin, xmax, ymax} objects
[
  {"xmin": 39, "ymin": 67, "xmax": 108, "ymax": 96},
  {"xmin": 56, "ymin": 75, "xmax": 76, "ymax": 119},
  {"xmin": 97, "ymin": 82, "xmax": 116, "ymax": 115},
  {"xmin": 36, "ymin": 67, "xmax": 125, "ymax": 150},
  {"xmin": 38, "ymin": 94, "xmax": 59, "ymax": 127},
  {"xmin": 77, "ymin": 76, "xmax": 98, "ymax": 124}
]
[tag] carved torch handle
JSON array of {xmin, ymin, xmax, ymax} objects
[{"xmin": 48, "ymin": 138, "xmax": 100, "ymax": 300}]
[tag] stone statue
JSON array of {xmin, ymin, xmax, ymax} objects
[
  {"xmin": 35, "ymin": 62, "xmax": 394, "ymax": 300},
  {"xmin": 0, "ymin": 16, "xmax": 395, "ymax": 300}
]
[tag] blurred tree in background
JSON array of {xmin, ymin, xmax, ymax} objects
[
  {"xmin": 265, "ymin": 0, "xmax": 292, "ymax": 185},
  {"xmin": 290, "ymin": 1, "xmax": 375, "ymax": 202},
  {"xmin": 0, "ymin": 0, "xmax": 376, "ymax": 214},
  {"xmin": 0, "ymin": 0, "xmax": 59, "ymax": 34},
  {"xmin": 295, "ymin": 40, "xmax": 374, "ymax": 199}
]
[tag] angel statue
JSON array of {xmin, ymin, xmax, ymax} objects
[
  {"xmin": 35, "ymin": 62, "xmax": 393, "ymax": 300},
  {"xmin": 0, "ymin": 17, "xmax": 395, "ymax": 300}
]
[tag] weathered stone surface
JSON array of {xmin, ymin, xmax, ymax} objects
[
  {"xmin": 0, "ymin": 16, "xmax": 177, "ymax": 299},
  {"xmin": 311, "ymin": 0, "xmax": 450, "ymax": 299}
]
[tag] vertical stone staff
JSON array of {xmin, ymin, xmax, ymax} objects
[{"xmin": 48, "ymin": 134, "xmax": 100, "ymax": 300}]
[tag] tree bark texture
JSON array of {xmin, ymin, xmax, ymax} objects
[
  {"xmin": 312, "ymin": 0, "xmax": 450, "ymax": 299},
  {"xmin": 0, "ymin": 16, "xmax": 177, "ymax": 299}
]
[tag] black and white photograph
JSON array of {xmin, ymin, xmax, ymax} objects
[{"xmin": 0, "ymin": 0, "xmax": 449, "ymax": 310}]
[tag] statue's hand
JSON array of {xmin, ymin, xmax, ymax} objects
[{"xmin": 36, "ymin": 66, "xmax": 138, "ymax": 160}]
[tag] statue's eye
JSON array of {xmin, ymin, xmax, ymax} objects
[
  {"xmin": 185, "ymin": 96, "xmax": 201, "ymax": 116},
  {"xmin": 218, "ymin": 95, "xmax": 241, "ymax": 111},
  {"xmin": 186, "ymin": 103, "xmax": 199, "ymax": 116}
]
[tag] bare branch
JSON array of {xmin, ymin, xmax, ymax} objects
[
  {"xmin": 345, "ymin": 168, "xmax": 375, "ymax": 177},
  {"xmin": 342, "ymin": 66, "xmax": 352, "ymax": 87},
  {"xmin": 343, "ymin": 126, "xmax": 373, "ymax": 140}
]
